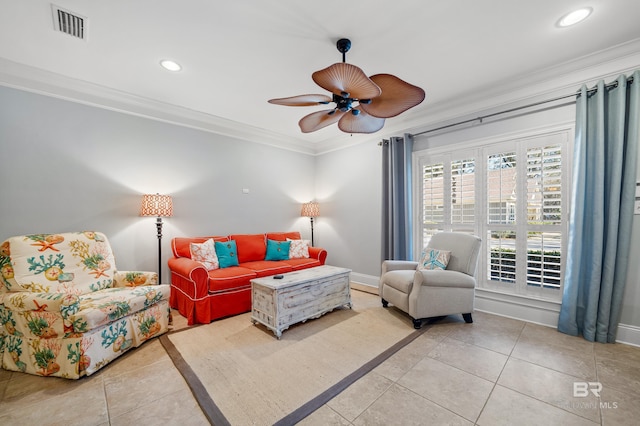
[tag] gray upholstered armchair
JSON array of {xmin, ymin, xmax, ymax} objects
[{"xmin": 379, "ymin": 232, "xmax": 481, "ymax": 329}]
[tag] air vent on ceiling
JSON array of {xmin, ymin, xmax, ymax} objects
[{"xmin": 51, "ymin": 4, "xmax": 87, "ymax": 40}]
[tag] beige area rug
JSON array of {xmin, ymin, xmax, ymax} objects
[{"xmin": 161, "ymin": 291, "xmax": 429, "ymax": 425}]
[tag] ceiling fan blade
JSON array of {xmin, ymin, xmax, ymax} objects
[
  {"xmin": 338, "ymin": 109, "xmax": 385, "ymax": 134},
  {"xmin": 359, "ymin": 74, "xmax": 425, "ymax": 118},
  {"xmin": 299, "ymin": 109, "xmax": 345, "ymax": 133},
  {"xmin": 268, "ymin": 94, "xmax": 332, "ymax": 106},
  {"xmin": 312, "ymin": 63, "xmax": 382, "ymax": 100}
]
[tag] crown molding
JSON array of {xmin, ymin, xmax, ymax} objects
[
  {"xmin": 270, "ymin": 37, "xmax": 640, "ymax": 155},
  {"xmin": 2, "ymin": 38, "xmax": 639, "ymax": 156},
  {"xmin": 405, "ymin": 38, "xmax": 640, "ymax": 138},
  {"xmin": 0, "ymin": 57, "xmax": 316, "ymax": 156}
]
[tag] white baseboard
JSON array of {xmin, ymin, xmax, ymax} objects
[
  {"xmin": 351, "ymin": 272, "xmax": 379, "ymax": 288},
  {"xmin": 615, "ymin": 324, "xmax": 640, "ymax": 347},
  {"xmin": 350, "ymin": 273, "xmax": 379, "ymax": 295},
  {"xmin": 474, "ymin": 288, "xmax": 561, "ymax": 328},
  {"xmin": 364, "ymin": 277, "xmax": 640, "ymax": 347},
  {"xmin": 475, "ymin": 288, "xmax": 640, "ymax": 346}
]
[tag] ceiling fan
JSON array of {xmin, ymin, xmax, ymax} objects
[{"xmin": 268, "ymin": 38, "xmax": 426, "ymax": 134}]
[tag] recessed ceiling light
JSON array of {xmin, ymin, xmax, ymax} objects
[
  {"xmin": 160, "ymin": 59, "xmax": 182, "ymax": 72},
  {"xmin": 558, "ymin": 7, "xmax": 592, "ymax": 27}
]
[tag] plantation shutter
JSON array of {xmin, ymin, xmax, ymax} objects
[{"xmin": 416, "ymin": 128, "xmax": 569, "ymax": 300}]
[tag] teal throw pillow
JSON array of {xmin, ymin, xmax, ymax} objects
[
  {"xmin": 265, "ymin": 239, "xmax": 290, "ymax": 261},
  {"xmin": 418, "ymin": 248, "xmax": 451, "ymax": 270},
  {"xmin": 215, "ymin": 240, "xmax": 239, "ymax": 268}
]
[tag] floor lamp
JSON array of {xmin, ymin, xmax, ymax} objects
[
  {"xmin": 140, "ymin": 193, "xmax": 173, "ymax": 283},
  {"xmin": 301, "ymin": 201, "xmax": 319, "ymax": 246}
]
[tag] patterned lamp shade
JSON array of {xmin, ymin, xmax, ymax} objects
[
  {"xmin": 301, "ymin": 201, "xmax": 319, "ymax": 218},
  {"xmin": 140, "ymin": 193, "xmax": 173, "ymax": 217}
]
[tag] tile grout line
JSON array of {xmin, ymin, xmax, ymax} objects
[
  {"xmin": 593, "ymin": 341, "xmax": 603, "ymax": 425},
  {"xmin": 492, "ymin": 323, "xmax": 606, "ymax": 424},
  {"xmin": 351, "ymin": 324, "xmax": 456, "ymax": 425},
  {"xmin": 472, "ymin": 317, "xmax": 528, "ymax": 424},
  {"xmin": 274, "ymin": 324, "xmax": 433, "ymax": 426},
  {"xmin": 350, "ymin": 325, "xmax": 451, "ymax": 424}
]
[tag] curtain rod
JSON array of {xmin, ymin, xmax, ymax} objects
[{"xmin": 409, "ymin": 76, "xmax": 634, "ymax": 138}]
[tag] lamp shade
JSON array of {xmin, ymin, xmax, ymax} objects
[
  {"xmin": 140, "ymin": 193, "xmax": 173, "ymax": 217},
  {"xmin": 301, "ymin": 201, "xmax": 319, "ymax": 218}
]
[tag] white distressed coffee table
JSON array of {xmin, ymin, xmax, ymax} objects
[{"xmin": 250, "ymin": 265, "xmax": 352, "ymax": 338}]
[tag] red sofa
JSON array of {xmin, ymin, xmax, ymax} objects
[{"xmin": 168, "ymin": 232, "xmax": 327, "ymax": 325}]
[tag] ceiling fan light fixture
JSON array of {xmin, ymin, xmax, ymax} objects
[
  {"xmin": 558, "ymin": 8, "xmax": 592, "ymax": 27},
  {"xmin": 268, "ymin": 38, "xmax": 425, "ymax": 134}
]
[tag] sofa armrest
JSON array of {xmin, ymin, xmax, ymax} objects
[
  {"xmin": 1, "ymin": 291, "xmax": 79, "ymax": 314},
  {"xmin": 381, "ymin": 260, "xmax": 419, "ymax": 275},
  {"xmin": 113, "ymin": 271, "xmax": 158, "ymax": 287},
  {"xmin": 168, "ymin": 257, "xmax": 210, "ymax": 299},
  {"xmin": 309, "ymin": 247, "xmax": 327, "ymax": 265},
  {"xmin": 414, "ymin": 269, "xmax": 476, "ymax": 289}
]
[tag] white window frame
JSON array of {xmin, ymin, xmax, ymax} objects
[{"xmin": 413, "ymin": 124, "xmax": 573, "ymax": 302}]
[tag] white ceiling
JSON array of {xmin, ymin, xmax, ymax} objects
[{"xmin": 1, "ymin": 0, "xmax": 640, "ymax": 154}]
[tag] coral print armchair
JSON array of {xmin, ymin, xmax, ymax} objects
[{"xmin": 0, "ymin": 231, "xmax": 171, "ymax": 379}]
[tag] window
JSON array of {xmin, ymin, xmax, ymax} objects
[{"xmin": 416, "ymin": 129, "xmax": 570, "ymax": 300}]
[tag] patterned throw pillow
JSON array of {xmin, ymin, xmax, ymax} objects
[
  {"xmin": 190, "ymin": 238, "xmax": 219, "ymax": 270},
  {"xmin": 215, "ymin": 240, "xmax": 239, "ymax": 268},
  {"xmin": 418, "ymin": 248, "xmax": 451, "ymax": 270},
  {"xmin": 265, "ymin": 239, "xmax": 290, "ymax": 261},
  {"xmin": 287, "ymin": 238, "xmax": 310, "ymax": 259}
]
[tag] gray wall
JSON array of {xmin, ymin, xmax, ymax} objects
[
  {"xmin": 314, "ymin": 141, "xmax": 382, "ymax": 279},
  {"xmin": 0, "ymin": 86, "xmax": 316, "ymax": 282},
  {"xmin": 2, "ymin": 79, "xmax": 638, "ymax": 335}
]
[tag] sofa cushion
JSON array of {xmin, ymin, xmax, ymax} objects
[
  {"xmin": 266, "ymin": 232, "xmax": 301, "ymax": 241},
  {"xmin": 70, "ymin": 285, "xmax": 170, "ymax": 332},
  {"xmin": 282, "ymin": 258, "xmax": 321, "ymax": 271},
  {"xmin": 265, "ymin": 239, "xmax": 290, "ymax": 261},
  {"xmin": 2, "ymin": 285, "xmax": 170, "ymax": 338},
  {"xmin": 239, "ymin": 260, "xmax": 293, "ymax": 277},
  {"xmin": 207, "ymin": 267, "xmax": 257, "ymax": 293},
  {"xmin": 190, "ymin": 239, "xmax": 219, "ymax": 270},
  {"xmin": 230, "ymin": 234, "xmax": 267, "ymax": 263},
  {"xmin": 215, "ymin": 240, "xmax": 239, "ymax": 268},
  {"xmin": 172, "ymin": 236, "xmax": 228, "ymax": 258}
]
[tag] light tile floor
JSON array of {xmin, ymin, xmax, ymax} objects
[{"xmin": 1, "ymin": 291, "xmax": 639, "ymax": 425}]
